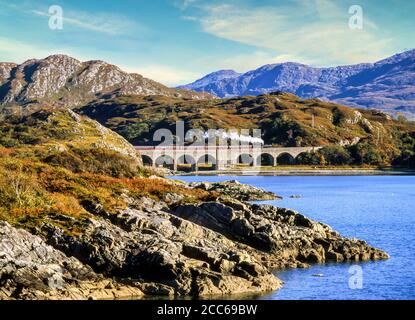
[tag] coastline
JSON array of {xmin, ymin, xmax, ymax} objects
[
  {"xmin": 0, "ymin": 178, "xmax": 389, "ymax": 300},
  {"xmin": 172, "ymin": 167, "xmax": 415, "ymax": 176}
]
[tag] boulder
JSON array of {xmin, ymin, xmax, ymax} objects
[
  {"xmin": 0, "ymin": 221, "xmax": 143, "ymax": 300},
  {"xmin": 189, "ymin": 181, "xmax": 281, "ymax": 201}
]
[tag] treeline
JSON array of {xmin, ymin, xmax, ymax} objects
[
  {"xmin": 296, "ymin": 133, "xmax": 415, "ymax": 167},
  {"xmin": 394, "ymin": 132, "xmax": 415, "ymax": 167}
]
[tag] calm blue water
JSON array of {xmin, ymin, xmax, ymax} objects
[{"xmin": 173, "ymin": 175, "xmax": 415, "ymax": 300}]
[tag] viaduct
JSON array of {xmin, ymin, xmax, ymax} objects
[{"xmin": 135, "ymin": 146, "xmax": 320, "ymax": 171}]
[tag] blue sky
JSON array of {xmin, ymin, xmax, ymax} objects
[{"xmin": 0, "ymin": 0, "xmax": 413, "ymax": 86}]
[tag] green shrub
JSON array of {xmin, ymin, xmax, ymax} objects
[
  {"xmin": 262, "ymin": 117, "xmax": 305, "ymax": 146},
  {"xmin": 0, "ymin": 169, "xmax": 50, "ymax": 214},
  {"xmin": 318, "ymin": 146, "xmax": 353, "ymax": 165},
  {"xmin": 296, "ymin": 152, "xmax": 322, "ymax": 165},
  {"xmin": 119, "ymin": 122, "xmax": 150, "ymax": 141},
  {"xmin": 349, "ymin": 142, "xmax": 385, "ymax": 165},
  {"xmin": 394, "ymin": 132, "xmax": 415, "ymax": 167},
  {"xmin": 43, "ymin": 147, "xmax": 139, "ymax": 177}
]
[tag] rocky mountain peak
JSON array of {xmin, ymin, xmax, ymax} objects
[
  {"xmin": 206, "ymin": 69, "xmax": 241, "ymax": 79},
  {"xmin": 179, "ymin": 49, "xmax": 415, "ymax": 117},
  {"xmin": 0, "ymin": 62, "xmax": 17, "ymax": 86},
  {"xmin": 43, "ymin": 53, "xmax": 81, "ymax": 63},
  {"xmin": 179, "ymin": 69, "xmax": 241, "ymax": 90},
  {"xmin": 375, "ymin": 48, "xmax": 415, "ymax": 66},
  {"xmin": 0, "ymin": 54, "xmax": 210, "ymax": 110}
]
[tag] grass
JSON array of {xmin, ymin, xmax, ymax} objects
[
  {"xmin": 0, "ymin": 155, "xmax": 216, "ymax": 236},
  {"xmin": 0, "ymin": 108, "xmax": 218, "ymax": 237}
]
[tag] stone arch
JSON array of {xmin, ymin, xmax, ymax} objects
[
  {"xmin": 237, "ymin": 153, "xmax": 254, "ymax": 166},
  {"xmin": 197, "ymin": 154, "xmax": 217, "ymax": 170},
  {"xmin": 155, "ymin": 155, "xmax": 174, "ymax": 170},
  {"xmin": 257, "ymin": 153, "xmax": 275, "ymax": 166},
  {"xmin": 177, "ymin": 154, "xmax": 196, "ymax": 171},
  {"xmin": 141, "ymin": 155, "xmax": 153, "ymax": 167},
  {"xmin": 276, "ymin": 152, "xmax": 295, "ymax": 165}
]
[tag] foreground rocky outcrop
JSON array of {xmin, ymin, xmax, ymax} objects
[
  {"xmin": 0, "ymin": 184, "xmax": 388, "ymax": 300},
  {"xmin": 39, "ymin": 197, "xmax": 281, "ymax": 298},
  {"xmin": 173, "ymin": 200, "xmax": 389, "ymax": 266},
  {"xmin": 189, "ymin": 180, "xmax": 281, "ymax": 201},
  {"xmin": 0, "ymin": 222, "xmax": 143, "ymax": 300}
]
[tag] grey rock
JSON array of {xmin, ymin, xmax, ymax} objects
[
  {"xmin": 0, "ymin": 54, "xmax": 210, "ymax": 112},
  {"xmin": 1, "ymin": 188, "xmax": 389, "ymax": 299},
  {"xmin": 173, "ymin": 200, "xmax": 389, "ymax": 268},
  {"xmin": 190, "ymin": 180, "xmax": 281, "ymax": 201},
  {"xmin": 38, "ymin": 199, "xmax": 282, "ymax": 298},
  {"xmin": 0, "ymin": 221, "xmax": 143, "ymax": 300}
]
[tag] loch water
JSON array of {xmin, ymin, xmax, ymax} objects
[{"xmin": 174, "ymin": 175, "xmax": 415, "ymax": 300}]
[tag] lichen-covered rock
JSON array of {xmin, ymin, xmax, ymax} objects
[
  {"xmin": 0, "ymin": 192, "xmax": 388, "ymax": 300},
  {"xmin": 38, "ymin": 198, "xmax": 282, "ymax": 298},
  {"xmin": 0, "ymin": 221, "xmax": 143, "ymax": 300},
  {"xmin": 0, "ymin": 62, "xmax": 16, "ymax": 86},
  {"xmin": 173, "ymin": 200, "xmax": 389, "ymax": 267},
  {"xmin": 190, "ymin": 180, "xmax": 281, "ymax": 201}
]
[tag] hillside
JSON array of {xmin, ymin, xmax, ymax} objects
[
  {"xmin": 76, "ymin": 92, "xmax": 415, "ymax": 165},
  {"xmin": 0, "ymin": 108, "xmax": 146, "ymax": 175},
  {"xmin": 179, "ymin": 49, "xmax": 415, "ymax": 118},
  {"xmin": 0, "ymin": 106, "xmax": 389, "ymax": 299},
  {"xmin": 0, "ymin": 55, "xmax": 211, "ymax": 114}
]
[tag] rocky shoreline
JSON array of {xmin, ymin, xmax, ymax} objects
[
  {"xmin": 176, "ymin": 168, "xmax": 415, "ymax": 176},
  {"xmin": 189, "ymin": 180, "xmax": 281, "ymax": 201},
  {"xmin": 0, "ymin": 180, "xmax": 388, "ymax": 300}
]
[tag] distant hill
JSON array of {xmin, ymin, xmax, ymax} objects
[
  {"xmin": 179, "ymin": 49, "xmax": 415, "ymax": 118},
  {"xmin": 77, "ymin": 92, "xmax": 415, "ymax": 165},
  {"xmin": 0, "ymin": 54, "xmax": 211, "ymax": 113}
]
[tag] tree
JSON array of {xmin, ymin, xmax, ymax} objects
[
  {"xmin": 397, "ymin": 114, "xmax": 408, "ymax": 124},
  {"xmin": 394, "ymin": 133, "xmax": 415, "ymax": 167},
  {"xmin": 261, "ymin": 118, "xmax": 304, "ymax": 146},
  {"xmin": 318, "ymin": 146, "xmax": 353, "ymax": 165},
  {"xmin": 120, "ymin": 123, "xmax": 150, "ymax": 142},
  {"xmin": 296, "ymin": 152, "xmax": 321, "ymax": 165},
  {"xmin": 349, "ymin": 142, "xmax": 384, "ymax": 165}
]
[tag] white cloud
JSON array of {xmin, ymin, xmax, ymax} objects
[
  {"xmin": 193, "ymin": 0, "xmax": 395, "ymax": 66},
  {"xmin": 31, "ymin": 9, "xmax": 139, "ymax": 35},
  {"xmin": 175, "ymin": 0, "xmax": 197, "ymax": 10},
  {"xmin": 183, "ymin": 0, "xmax": 197, "ymax": 9},
  {"xmin": 181, "ymin": 15, "xmax": 198, "ymax": 21},
  {"xmin": 130, "ymin": 65, "xmax": 201, "ymax": 87},
  {"xmin": 0, "ymin": 0, "xmax": 140, "ymax": 36}
]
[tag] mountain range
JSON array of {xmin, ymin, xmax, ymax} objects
[
  {"xmin": 1, "ymin": 50, "xmax": 414, "ymax": 119},
  {"xmin": 0, "ymin": 54, "xmax": 210, "ymax": 112},
  {"xmin": 179, "ymin": 49, "xmax": 415, "ymax": 118}
]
